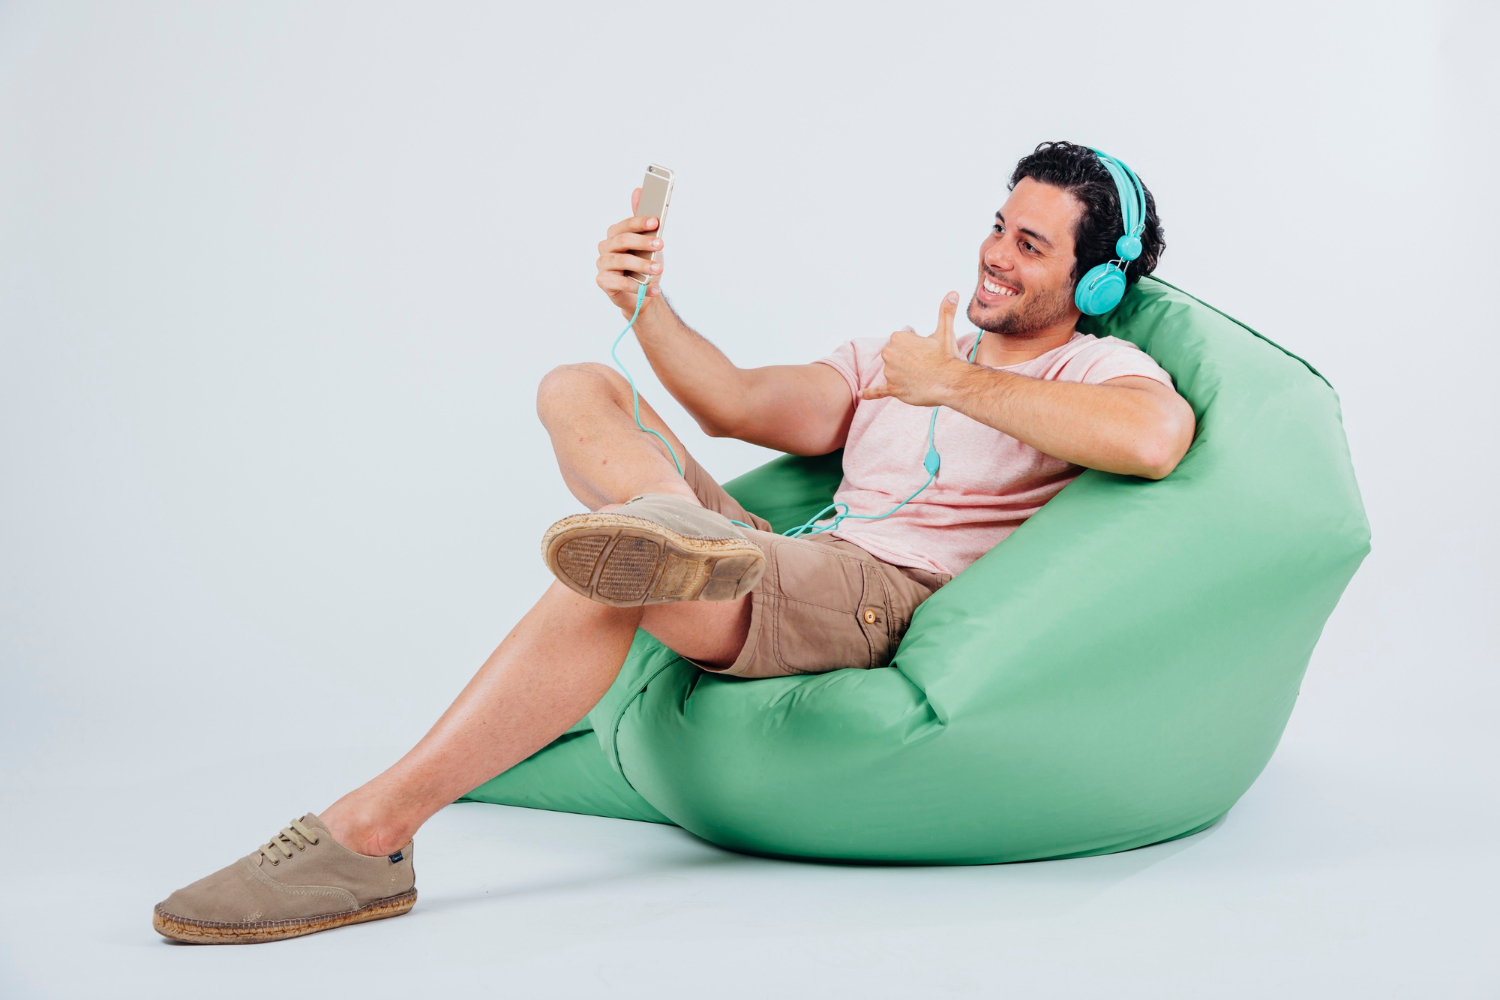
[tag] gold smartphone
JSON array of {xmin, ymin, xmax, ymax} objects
[{"xmin": 627, "ymin": 163, "xmax": 674, "ymax": 284}]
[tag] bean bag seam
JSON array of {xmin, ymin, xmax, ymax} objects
[{"xmin": 599, "ymin": 655, "xmax": 682, "ymax": 795}]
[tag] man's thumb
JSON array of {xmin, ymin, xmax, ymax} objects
[
  {"xmin": 936, "ymin": 291, "xmax": 958, "ymax": 327},
  {"xmin": 936, "ymin": 291, "xmax": 958, "ymax": 342}
]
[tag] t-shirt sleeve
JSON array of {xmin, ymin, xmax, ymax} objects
[
  {"xmin": 813, "ymin": 337, "xmax": 886, "ymax": 401},
  {"xmin": 1078, "ymin": 338, "xmax": 1175, "ymax": 389}
]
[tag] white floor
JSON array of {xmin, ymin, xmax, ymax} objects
[{"xmin": 5, "ymin": 691, "xmax": 1496, "ymax": 999}]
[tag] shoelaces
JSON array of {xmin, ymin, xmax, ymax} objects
[{"xmin": 258, "ymin": 818, "xmax": 321, "ymax": 865}]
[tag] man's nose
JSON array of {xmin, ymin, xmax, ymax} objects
[{"xmin": 983, "ymin": 241, "xmax": 1014, "ymax": 270}]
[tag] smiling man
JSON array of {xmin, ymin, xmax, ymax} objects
[{"xmin": 154, "ymin": 140, "xmax": 1195, "ymax": 944}]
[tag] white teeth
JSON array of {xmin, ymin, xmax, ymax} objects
[{"xmin": 982, "ymin": 278, "xmax": 1016, "ymax": 296}]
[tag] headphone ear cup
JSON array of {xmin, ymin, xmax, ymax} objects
[{"xmin": 1074, "ymin": 263, "xmax": 1126, "ymax": 316}]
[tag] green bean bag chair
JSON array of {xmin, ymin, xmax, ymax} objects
[{"xmin": 464, "ymin": 277, "xmax": 1370, "ymax": 863}]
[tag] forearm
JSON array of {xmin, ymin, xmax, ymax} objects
[
  {"xmin": 594, "ymin": 203, "xmax": 757, "ymax": 437},
  {"xmin": 628, "ymin": 295, "xmax": 752, "ymax": 436},
  {"xmin": 626, "ymin": 297, "xmax": 847, "ymax": 455},
  {"xmin": 592, "ymin": 209, "xmax": 849, "ymax": 454},
  {"xmin": 937, "ymin": 365, "xmax": 1189, "ymax": 479}
]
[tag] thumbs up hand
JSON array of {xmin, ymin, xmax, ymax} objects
[{"xmin": 861, "ymin": 292, "xmax": 969, "ymax": 407}]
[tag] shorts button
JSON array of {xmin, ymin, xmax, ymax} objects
[{"xmin": 863, "ymin": 608, "xmax": 878, "ymax": 625}]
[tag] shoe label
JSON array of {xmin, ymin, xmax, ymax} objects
[{"xmin": 388, "ymin": 850, "xmax": 404, "ymax": 864}]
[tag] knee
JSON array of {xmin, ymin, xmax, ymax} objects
[{"xmin": 536, "ymin": 362, "xmax": 629, "ymax": 424}]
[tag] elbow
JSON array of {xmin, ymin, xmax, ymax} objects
[
  {"xmin": 1135, "ymin": 409, "xmax": 1196, "ymax": 480},
  {"xmin": 695, "ymin": 413, "xmax": 740, "ymax": 439},
  {"xmin": 695, "ymin": 372, "xmax": 756, "ymax": 439},
  {"xmin": 1135, "ymin": 442, "xmax": 1180, "ymax": 480}
]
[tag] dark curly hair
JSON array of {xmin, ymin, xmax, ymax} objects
[{"xmin": 1010, "ymin": 141, "xmax": 1165, "ymax": 288}]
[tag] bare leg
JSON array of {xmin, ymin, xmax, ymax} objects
[
  {"xmin": 320, "ymin": 363, "xmax": 751, "ymax": 855},
  {"xmin": 536, "ymin": 362, "xmax": 701, "ymax": 510}
]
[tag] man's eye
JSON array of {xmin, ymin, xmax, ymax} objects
[
  {"xmin": 1022, "ymin": 241, "xmax": 1037, "ymax": 253},
  {"xmin": 992, "ymin": 223, "xmax": 1004, "ymax": 234}
]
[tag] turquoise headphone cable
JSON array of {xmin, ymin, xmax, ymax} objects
[
  {"xmin": 610, "ymin": 281, "xmax": 683, "ymax": 476},
  {"xmin": 608, "ymin": 281, "xmax": 983, "ymax": 540},
  {"xmin": 779, "ymin": 330, "xmax": 985, "ymax": 539}
]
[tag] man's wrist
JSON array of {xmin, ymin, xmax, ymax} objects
[
  {"xmin": 631, "ymin": 291, "xmax": 669, "ymax": 332},
  {"xmin": 934, "ymin": 359, "xmax": 980, "ymax": 408}
]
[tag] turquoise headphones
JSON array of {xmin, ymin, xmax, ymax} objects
[{"xmin": 1074, "ymin": 149, "xmax": 1148, "ymax": 317}]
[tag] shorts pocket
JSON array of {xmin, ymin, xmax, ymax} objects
[{"xmin": 766, "ymin": 537, "xmax": 875, "ymax": 674}]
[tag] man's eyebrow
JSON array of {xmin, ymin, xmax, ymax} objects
[
  {"xmin": 1019, "ymin": 228, "xmax": 1054, "ymax": 249},
  {"xmin": 994, "ymin": 212, "xmax": 1055, "ymax": 250}
]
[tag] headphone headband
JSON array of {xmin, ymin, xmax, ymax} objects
[
  {"xmin": 1091, "ymin": 148, "xmax": 1146, "ymax": 260},
  {"xmin": 1073, "ymin": 147, "xmax": 1148, "ymax": 316}
]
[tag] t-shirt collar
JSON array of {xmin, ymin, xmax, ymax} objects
[{"xmin": 957, "ymin": 329, "xmax": 1086, "ymax": 372}]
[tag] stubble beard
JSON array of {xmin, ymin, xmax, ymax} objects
[{"xmin": 966, "ymin": 280, "xmax": 1075, "ymax": 339}]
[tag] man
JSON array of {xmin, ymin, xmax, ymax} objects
[{"xmin": 153, "ymin": 141, "xmax": 1194, "ymax": 943}]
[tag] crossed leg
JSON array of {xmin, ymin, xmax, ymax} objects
[{"xmin": 319, "ymin": 363, "xmax": 753, "ymax": 856}]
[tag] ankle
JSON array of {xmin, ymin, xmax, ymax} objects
[
  {"xmin": 608, "ymin": 484, "xmax": 701, "ymax": 510},
  {"xmin": 320, "ymin": 792, "xmax": 416, "ymax": 857}
]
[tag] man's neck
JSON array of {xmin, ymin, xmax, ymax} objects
[{"xmin": 970, "ymin": 321, "xmax": 1078, "ymax": 369}]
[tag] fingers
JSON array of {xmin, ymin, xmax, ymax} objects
[
  {"xmin": 597, "ymin": 191, "xmax": 666, "ymax": 309},
  {"xmin": 597, "ymin": 261, "xmax": 667, "ymax": 297},
  {"xmin": 605, "ymin": 214, "xmax": 662, "ymax": 239},
  {"xmin": 861, "ymin": 383, "xmax": 892, "ymax": 401},
  {"xmin": 598, "ymin": 231, "xmax": 663, "ymax": 255},
  {"xmin": 596, "ymin": 272, "xmax": 663, "ymax": 298},
  {"xmin": 885, "ymin": 329, "xmax": 918, "ymax": 350},
  {"xmin": 596, "ymin": 265, "xmax": 660, "ymax": 292},
  {"xmin": 598, "ymin": 252, "xmax": 662, "ymax": 277},
  {"xmin": 596, "ymin": 271, "xmax": 644, "ymax": 296}
]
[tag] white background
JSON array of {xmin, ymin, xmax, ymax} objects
[{"xmin": 1, "ymin": 1, "xmax": 1495, "ymax": 996}]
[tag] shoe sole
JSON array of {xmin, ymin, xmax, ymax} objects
[
  {"xmin": 543, "ymin": 512, "xmax": 765, "ymax": 607},
  {"xmin": 152, "ymin": 889, "xmax": 417, "ymax": 944}
]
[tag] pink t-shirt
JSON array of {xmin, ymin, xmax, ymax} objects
[{"xmin": 813, "ymin": 330, "xmax": 1175, "ymax": 577}]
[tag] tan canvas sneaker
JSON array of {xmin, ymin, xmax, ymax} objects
[
  {"xmin": 153, "ymin": 814, "xmax": 416, "ymax": 944},
  {"xmin": 542, "ymin": 493, "xmax": 765, "ymax": 607}
]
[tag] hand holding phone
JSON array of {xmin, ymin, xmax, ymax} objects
[{"xmin": 595, "ymin": 164, "xmax": 674, "ymax": 317}]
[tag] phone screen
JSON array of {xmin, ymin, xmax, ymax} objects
[{"xmin": 628, "ymin": 164, "xmax": 674, "ymax": 283}]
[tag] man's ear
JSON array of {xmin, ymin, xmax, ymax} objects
[{"xmin": 1065, "ymin": 265, "xmax": 1084, "ymax": 316}]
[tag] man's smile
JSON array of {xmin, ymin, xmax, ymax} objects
[{"xmin": 975, "ymin": 272, "xmax": 1021, "ymax": 304}]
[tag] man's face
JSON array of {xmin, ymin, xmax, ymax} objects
[{"xmin": 967, "ymin": 177, "xmax": 1084, "ymax": 338}]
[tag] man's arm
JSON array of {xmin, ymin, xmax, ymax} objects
[
  {"xmin": 865, "ymin": 293, "xmax": 1196, "ymax": 480},
  {"xmin": 595, "ymin": 198, "xmax": 853, "ymax": 456}
]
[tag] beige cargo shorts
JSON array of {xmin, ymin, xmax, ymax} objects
[{"xmin": 680, "ymin": 453, "xmax": 952, "ymax": 679}]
